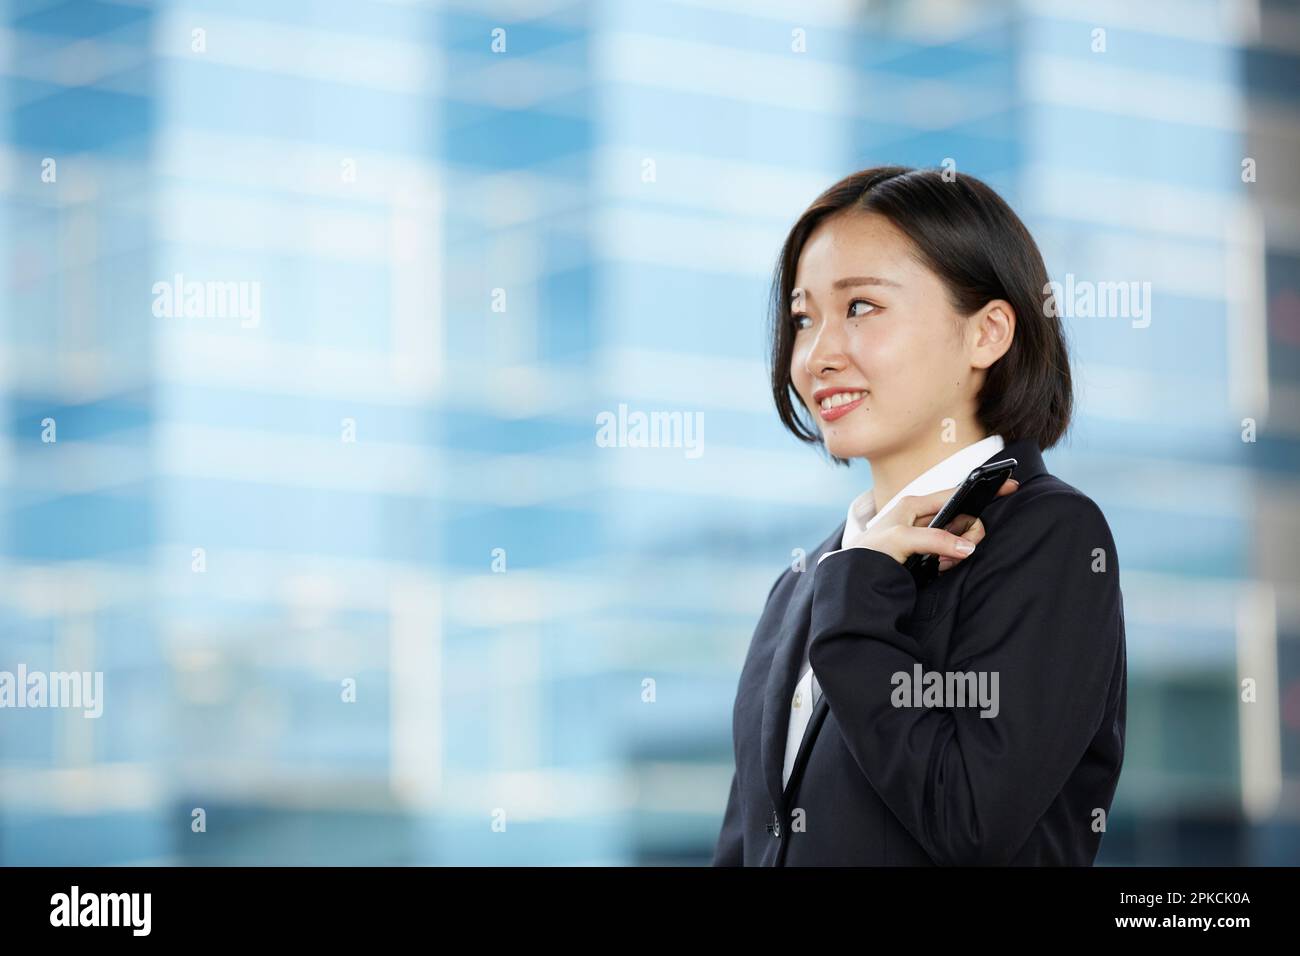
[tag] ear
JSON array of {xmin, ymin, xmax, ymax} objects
[{"xmin": 969, "ymin": 299, "xmax": 1015, "ymax": 369}]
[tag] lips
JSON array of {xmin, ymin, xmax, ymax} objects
[{"xmin": 813, "ymin": 388, "xmax": 867, "ymax": 422}]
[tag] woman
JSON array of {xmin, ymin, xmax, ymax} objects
[{"xmin": 713, "ymin": 166, "xmax": 1127, "ymax": 866}]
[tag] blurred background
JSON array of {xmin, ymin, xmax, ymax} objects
[{"xmin": 0, "ymin": 0, "xmax": 1297, "ymax": 865}]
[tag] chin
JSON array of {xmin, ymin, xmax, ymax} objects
[
  {"xmin": 821, "ymin": 431, "xmax": 871, "ymax": 461},
  {"xmin": 822, "ymin": 417, "xmax": 907, "ymax": 461}
]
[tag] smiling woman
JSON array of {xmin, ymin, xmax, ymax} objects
[
  {"xmin": 714, "ymin": 166, "xmax": 1127, "ymax": 867},
  {"xmin": 770, "ymin": 167, "xmax": 1070, "ymax": 489}
]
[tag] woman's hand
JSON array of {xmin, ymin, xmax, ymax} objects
[{"xmin": 843, "ymin": 479, "xmax": 1020, "ymax": 571}]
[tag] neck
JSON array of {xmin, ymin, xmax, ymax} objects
[{"xmin": 868, "ymin": 426, "xmax": 990, "ymax": 513}]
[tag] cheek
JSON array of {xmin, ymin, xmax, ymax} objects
[
  {"xmin": 845, "ymin": 327, "xmax": 931, "ymax": 408},
  {"xmin": 871, "ymin": 331, "xmax": 959, "ymax": 409},
  {"xmin": 843, "ymin": 326, "xmax": 893, "ymax": 379},
  {"xmin": 789, "ymin": 343, "xmax": 810, "ymax": 388}
]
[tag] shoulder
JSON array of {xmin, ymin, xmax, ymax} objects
[
  {"xmin": 982, "ymin": 473, "xmax": 1113, "ymax": 538},
  {"xmin": 953, "ymin": 473, "xmax": 1125, "ymax": 653},
  {"xmin": 967, "ymin": 473, "xmax": 1119, "ymax": 576}
]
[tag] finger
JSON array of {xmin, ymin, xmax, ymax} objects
[
  {"xmin": 944, "ymin": 514, "xmax": 977, "ymax": 536},
  {"xmin": 961, "ymin": 517, "xmax": 986, "ymax": 545},
  {"xmin": 939, "ymin": 515, "xmax": 992, "ymax": 571},
  {"xmin": 915, "ymin": 526, "xmax": 978, "ymax": 561}
]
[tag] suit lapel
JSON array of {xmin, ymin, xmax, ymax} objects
[{"xmin": 760, "ymin": 519, "xmax": 846, "ymax": 814}]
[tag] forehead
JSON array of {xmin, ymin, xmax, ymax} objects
[{"xmin": 793, "ymin": 211, "xmax": 913, "ymax": 285}]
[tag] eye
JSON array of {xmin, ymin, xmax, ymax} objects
[
  {"xmin": 791, "ymin": 313, "xmax": 813, "ymax": 332},
  {"xmin": 848, "ymin": 299, "xmax": 878, "ymax": 318}
]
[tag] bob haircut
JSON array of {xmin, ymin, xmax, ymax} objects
[{"xmin": 768, "ymin": 166, "xmax": 1073, "ymax": 467}]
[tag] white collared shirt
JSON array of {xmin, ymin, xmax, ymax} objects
[{"xmin": 781, "ymin": 433, "xmax": 1005, "ymax": 789}]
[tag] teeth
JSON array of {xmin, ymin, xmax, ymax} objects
[{"xmin": 820, "ymin": 390, "xmax": 865, "ymax": 411}]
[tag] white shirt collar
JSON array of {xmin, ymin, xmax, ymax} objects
[{"xmin": 837, "ymin": 433, "xmax": 1005, "ymax": 550}]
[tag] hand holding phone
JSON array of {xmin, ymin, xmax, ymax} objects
[
  {"xmin": 840, "ymin": 459, "xmax": 1020, "ymax": 575},
  {"xmin": 902, "ymin": 458, "xmax": 1019, "ymax": 586}
]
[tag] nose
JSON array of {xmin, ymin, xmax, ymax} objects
[{"xmin": 803, "ymin": 315, "xmax": 848, "ymax": 378}]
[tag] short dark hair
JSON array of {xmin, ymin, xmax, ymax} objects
[{"xmin": 768, "ymin": 166, "xmax": 1073, "ymax": 466}]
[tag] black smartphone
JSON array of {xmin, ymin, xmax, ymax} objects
[{"xmin": 902, "ymin": 457, "xmax": 1018, "ymax": 587}]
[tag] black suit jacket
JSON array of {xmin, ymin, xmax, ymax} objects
[{"xmin": 713, "ymin": 436, "xmax": 1127, "ymax": 865}]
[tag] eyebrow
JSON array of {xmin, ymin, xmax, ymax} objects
[{"xmin": 792, "ymin": 276, "xmax": 901, "ymax": 303}]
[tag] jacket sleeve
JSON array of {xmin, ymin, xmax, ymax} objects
[
  {"xmin": 711, "ymin": 770, "xmax": 745, "ymax": 866},
  {"xmin": 807, "ymin": 490, "xmax": 1123, "ymax": 866}
]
